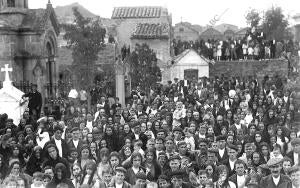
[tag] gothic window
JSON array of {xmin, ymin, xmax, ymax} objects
[{"xmin": 7, "ymin": 0, "xmax": 15, "ymax": 7}]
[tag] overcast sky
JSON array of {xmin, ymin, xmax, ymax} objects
[{"xmin": 30, "ymin": 0, "xmax": 300, "ymax": 27}]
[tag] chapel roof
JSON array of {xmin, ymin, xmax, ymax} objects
[
  {"xmin": 111, "ymin": 6, "xmax": 163, "ymax": 19},
  {"xmin": 169, "ymin": 49, "xmax": 210, "ymax": 67},
  {"xmin": 21, "ymin": 6, "xmax": 60, "ymax": 35},
  {"xmin": 131, "ymin": 23, "xmax": 170, "ymax": 39},
  {"xmin": 21, "ymin": 9, "xmax": 47, "ymax": 30}
]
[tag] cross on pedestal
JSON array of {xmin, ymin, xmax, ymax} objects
[{"xmin": 1, "ymin": 64, "xmax": 12, "ymax": 82}]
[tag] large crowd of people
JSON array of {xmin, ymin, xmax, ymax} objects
[
  {"xmin": 173, "ymin": 27, "xmax": 298, "ymax": 62},
  {"xmin": 0, "ymin": 73, "xmax": 299, "ymax": 188}
]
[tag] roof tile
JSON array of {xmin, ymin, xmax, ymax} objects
[
  {"xmin": 131, "ymin": 23, "xmax": 170, "ymax": 39},
  {"xmin": 112, "ymin": 7, "xmax": 162, "ymax": 19}
]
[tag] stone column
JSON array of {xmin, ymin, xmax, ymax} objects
[{"xmin": 115, "ymin": 60, "xmax": 125, "ymax": 107}]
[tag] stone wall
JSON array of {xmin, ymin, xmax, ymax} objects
[
  {"xmin": 131, "ymin": 38, "xmax": 171, "ymax": 68},
  {"xmin": 209, "ymin": 59, "xmax": 289, "ymax": 80}
]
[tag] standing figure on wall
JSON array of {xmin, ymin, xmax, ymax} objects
[{"xmin": 22, "ymin": 84, "xmax": 42, "ymax": 120}]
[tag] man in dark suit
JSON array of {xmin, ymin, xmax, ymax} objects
[
  {"xmin": 259, "ymin": 158, "xmax": 292, "ymax": 188},
  {"xmin": 212, "ymin": 100, "xmax": 226, "ymax": 119},
  {"xmin": 22, "ymin": 84, "xmax": 42, "ymax": 120},
  {"xmin": 287, "ymin": 138, "xmax": 300, "ymax": 166},
  {"xmin": 214, "ymin": 115, "xmax": 229, "ymax": 136},
  {"xmin": 44, "ymin": 125, "xmax": 69, "ymax": 159},
  {"xmin": 222, "ymin": 144, "xmax": 239, "ymax": 177},
  {"xmin": 132, "ymin": 123, "xmax": 148, "ymax": 150},
  {"xmin": 216, "ymin": 135, "xmax": 229, "ymax": 162},
  {"xmin": 67, "ymin": 127, "xmax": 85, "ymax": 154}
]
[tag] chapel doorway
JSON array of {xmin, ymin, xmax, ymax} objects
[{"xmin": 184, "ymin": 69, "xmax": 198, "ymax": 82}]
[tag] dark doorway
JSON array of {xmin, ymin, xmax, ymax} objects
[{"xmin": 184, "ymin": 69, "xmax": 198, "ymax": 81}]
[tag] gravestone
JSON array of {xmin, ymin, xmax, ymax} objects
[{"xmin": 0, "ymin": 64, "xmax": 28, "ymax": 124}]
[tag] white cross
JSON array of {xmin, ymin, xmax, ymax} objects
[{"xmin": 1, "ymin": 64, "xmax": 12, "ymax": 82}]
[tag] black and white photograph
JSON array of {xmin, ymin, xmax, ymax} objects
[{"xmin": 0, "ymin": 0, "xmax": 299, "ymax": 187}]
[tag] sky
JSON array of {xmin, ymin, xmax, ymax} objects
[{"xmin": 30, "ymin": 0, "xmax": 300, "ymax": 27}]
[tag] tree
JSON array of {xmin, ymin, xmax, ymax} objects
[
  {"xmin": 245, "ymin": 8, "xmax": 261, "ymax": 28},
  {"xmin": 262, "ymin": 6, "xmax": 290, "ymax": 40},
  {"xmin": 128, "ymin": 43, "xmax": 161, "ymax": 93},
  {"xmin": 63, "ymin": 7, "xmax": 106, "ymax": 89}
]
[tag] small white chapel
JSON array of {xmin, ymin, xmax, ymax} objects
[
  {"xmin": 162, "ymin": 49, "xmax": 209, "ymax": 83},
  {"xmin": 0, "ymin": 64, "xmax": 28, "ymax": 124}
]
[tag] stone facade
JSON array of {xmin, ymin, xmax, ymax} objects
[
  {"xmin": 131, "ymin": 38, "xmax": 170, "ymax": 68},
  {"xmin": 0, "ymin": 0, "xmax": 59, "ymax": 103},
  {"xmin": 112, "ymin": 6, "xmax": 172, "ymax": 69}
]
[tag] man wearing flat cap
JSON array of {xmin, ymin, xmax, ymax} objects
[
  {"xmin": 216, "ymin": 135, "xmax": 229, "ymax": 162},
  {"xmin": 288, "ymin": 166, "xmax": 300, "ymax": 188},
  {"xmin": 259, "ymin": 158, "xmax": 292, "ymax": 188},
  {"xmin": 287, "ymin": 138, "xmax": 300, "ymax": 166},
  {"xmin": 67, "ymin": 127, "xmax": 85, "ymax": 154}
]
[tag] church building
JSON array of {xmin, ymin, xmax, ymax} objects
[
  {"xmin": 0, "ymin": 0, "xmax": 59, "ymax": 101},
  {"xmin": 111, "ymin": 6, "xmax": 172, "ymax": 69}
]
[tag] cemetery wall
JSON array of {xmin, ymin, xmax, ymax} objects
[{"xmin": 209, "ymin": 59, "xmax": 289, "ymax": 80}]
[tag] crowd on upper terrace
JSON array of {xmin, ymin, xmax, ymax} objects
[{"xmin": 173, "ymin": 27, "xmax": 298, "ymax": 61}]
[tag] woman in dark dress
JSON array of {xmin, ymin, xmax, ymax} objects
[
  {"xmin": 46, "ymin": 163, "xmax": 75, "ymax": 188},
  {"xmin": 25, "ymin": 146, "xmax": 43, "ymax": 176}
]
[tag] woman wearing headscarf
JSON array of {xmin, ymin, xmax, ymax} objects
[
  {"xmin": 42, "ymin": 144, "xmax": 71, "ymax": 178},
  {"xmin": 46, "ymin": 163, "xmax": 74, "ymax": 188},
  {"xmin": 25, "ymin": 146, "xmax": 43, "ymax": 176}
]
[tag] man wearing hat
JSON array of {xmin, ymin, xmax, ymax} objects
[
  {"xmin": 67, "ymin": 127, "xmax": 85, "ymax": 154},
  {"xmin": 22, "ymin": 83, "xmax": 42, "ymax": 120},
  {"xmin": 216, "ymin": 135, "xmax": 228, "ymax": 162},
  {"xmin": 287, "ymin": 138, "xmax": 300, "ymax": 166},
  {"xmin": 173, "ymin": 127, "xmax": 184, "ymax": 145},
  {"xmin": 165, "ymin": 155, "xmax": 182, "ymax": 179},
  {"xmin": 44, "ymin": 125, "xmax": 69, "ymax": 159},
  {"xmin": 113, "ymin": 167, "xmax": 131, "ymax": 188},
  {"xmin": 259, "ymin": 158, "xmax": 292, "ymax": 188},
  {"xmin": 288, "ymin": 166, "xmax": 300, "ymax": 188}
]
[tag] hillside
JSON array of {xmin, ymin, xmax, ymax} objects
[{"xmin": 54, "ymin": 2, "xmax": 97, "ymax": 24}]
